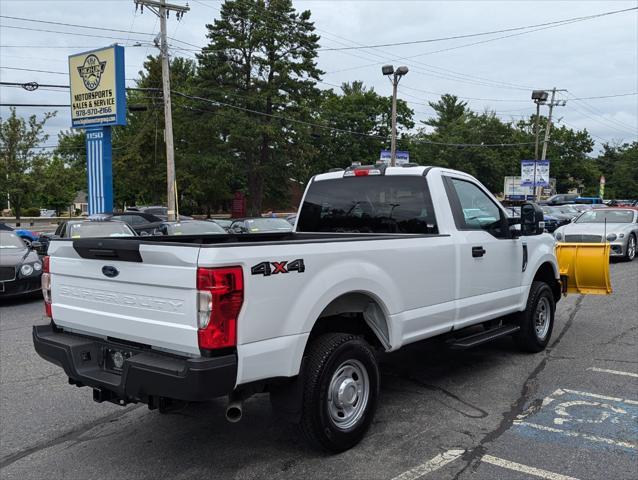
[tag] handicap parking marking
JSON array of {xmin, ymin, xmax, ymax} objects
[{"xmin": 513, "ymin": 388, "xmax": 638, "ymax": 452}]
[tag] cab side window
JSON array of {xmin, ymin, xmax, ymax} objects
[{"xmin": 445, "ymin": 177, "xmax": 507, "ymax": 238}]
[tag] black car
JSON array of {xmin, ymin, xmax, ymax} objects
[
  {"xmin": 156, "ymin": 220, "xmax": 226, "ymax": 236},
  {"xmin": 108, "ymin": 212, "xmax": 165, "ymax": 235},
  {"xmin": 38, "ymin": 219, "xmax": 136, "ymax": 253},
  {"xmin": 126, "ymin": 206, "xmax": 192, "ymax": 222},
  {"xmin": 209, "ymin": 218, "xmax": 233, "ymax": 231},
  {"xmin": 229, "ymin": 217, "xmax": 294, "ymax": 234},
  {"xmin": 0, "ymin": 231, "xmax": 43, "ymax": 298}
]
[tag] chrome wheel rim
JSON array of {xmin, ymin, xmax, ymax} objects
[
  {"xmin": 327, "ymin": 359, "xmax": 369, "ymax": 430},
  {"xmin": 535, "ymin": 297, "xmax": 551, "ymax": 341},
  {"xmin": 628, "ymin": 237, "xmax": 636, "ymax": 260}
]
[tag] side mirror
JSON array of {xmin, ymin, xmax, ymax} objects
[
  {"xmin": 520, "ymin": 202, "xmax": 545, "ymax": 236},
  {"xmin": 30, "ymin": 241, "xmax": 42, "ymax": 250}
]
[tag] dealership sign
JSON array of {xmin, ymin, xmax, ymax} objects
[
  {"xmin": 69, "ymin": 45, "xmax": 126, "ymax": 128},
  {"xmin": 380, "ymin": 150, "xmax": 409, "ymax": 165},
  {"xmin": 520, "ymin": 160, "xmax": 550, "ymax": 187}
]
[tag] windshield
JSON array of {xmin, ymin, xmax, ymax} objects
[
  {"xmin": 297, "ymin": 176, "xmax": 438, "ymax": 234},
  {"xmin": 165, "ymin": 221, "xmax": 225, "ymax": 235},
  {"xmin": 244, "ymin": 218, "xmax": 293, "ymax": 232},
  {"xmin": 0, "ymin": 232, "xmax": 27, "ymax": 249},
  {"xmin": 68, "ymin": 222, "xmax": 135, "ymax": 238},
  {"xmin": 575, "ymin": 210, "xmax": 634, "ymax": 224}
]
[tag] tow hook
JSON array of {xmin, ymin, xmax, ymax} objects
[{"xmin": 92, "ymin": 387, "xmax": 128, "ymax": 406}]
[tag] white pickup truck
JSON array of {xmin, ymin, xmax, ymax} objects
[{"xmin": 34, "ymin": 164, "xmax": 561, "ymax": 452}]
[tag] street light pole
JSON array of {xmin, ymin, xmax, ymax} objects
[
  {"xmin": 382, "ymin": 65, "xmax": 408, "ymax": 167},
  {"xmin": 390, "ymin": 78, "xmax": 398, "ymax": 167}
]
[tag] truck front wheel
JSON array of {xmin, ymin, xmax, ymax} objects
[
  {"xmin": 300, "ymin": 333, "xmax": 379, "ymax": 452},
  {"xmin": 513, "ymin": 281, "xmax": 556, "ymax": 353}
]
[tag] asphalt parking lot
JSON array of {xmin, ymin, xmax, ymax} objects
[{"xmin": 1, "ymin": 260, "xmax": 636, "ymax": 480}]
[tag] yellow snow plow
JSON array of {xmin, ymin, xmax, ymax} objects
[{"xmin": 555, "ymin": 243, "xmax": 612, "ymax": 295}]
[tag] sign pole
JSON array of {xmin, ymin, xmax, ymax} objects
[{"xmin": 85, "ymin": 127, "xmax": 113, "ymax": 214}]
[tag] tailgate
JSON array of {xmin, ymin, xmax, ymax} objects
[{"xmin": 48, "ymin": 239, "xmax": 201, "ymax": 356}]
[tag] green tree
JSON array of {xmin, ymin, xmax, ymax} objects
[
  {"xmin": 32, "ymin": 156, "xmax": 81, "ymax": 215},
  {"xmin": 0, "ymin": 107, "xmax": 55, "ymax": 221},
  {"xmin": 312, "ymin": 81, "xmax": 413, "ymax": 173},
  {"xmin": 196, "ymin": 0, "xmax": 323, "ymax": 215},
  {"xmin": 596, "ymin": 142, "xmax": 638, "ymax": 198}
]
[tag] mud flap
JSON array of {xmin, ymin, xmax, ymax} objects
[{"xmin": 555, "ymin": 243, "xmax": 612, "ymax": 295}]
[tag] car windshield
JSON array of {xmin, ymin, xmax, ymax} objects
[
  {"xmin": 212, "ymin": 219, "xmax": 232, "ymax": 228},
  {"xmin": 574, "ymin": 210, "xmax": 634, "ymax": 224},
  {"xmin": 165, "ymin": 221, "xmax": 225, "ymax": 235},
  {"xmin": 244, "ymin": 218, "xmax": 293, "ymax": 232},
  {"xmin": 0, "ymin": 232, "xmax": 26, "ymax": 249},
  {"xmin": 68, "ymin": 222, "xmax": 135, "ymax": 238}
]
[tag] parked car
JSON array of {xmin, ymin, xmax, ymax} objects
[
  {"xmin": 229, "ymin": 217, "xmax": 294, "ymax": 233},
  {"xmin": 544, "ymin": 193, "xmax": 579, "ymax": 205},
  {"xmin": 0, "ymin": 223, "xmax": 41, "ymax": 246},
  {"xmin": 126, "ymin": 206, "xmax": 192, "ymax": 221},
  {"xmin": 554, "ymin": 208, "xmax": 638, "ymax": 261},
  {"xmin": 109, "ymin": 212, "xmax": 165, "ymax": 235},
  {"xmin": 0, "ymin": 231, "xmax": 43, "ymax": 298},
  {"xmin": 156, "ymin": 220, "xmax": 226, "ymax": 236},
  {"xmin": 36, "ymin": 164, "xmax": 571, "ymax": 452},
  {"xmin": 38, "ymin": 219, "xmax": 136, "ymax": 254},
  {"xmin": 540, "ymin": 206, "xmax": 574, "ymax": 228},
  {"xmin": 574, "ymin": 196, "xmax": 603, "ymax": 205},
  {"xmin": 209, "ymin": 218, "xmax": 233, "ymax": 231}
]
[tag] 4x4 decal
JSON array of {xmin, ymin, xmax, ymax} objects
[{"xmin": 251, "ymin": 259, "xmax": 305, "ymax": 276}]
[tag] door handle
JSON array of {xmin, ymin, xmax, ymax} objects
[{"xmin": 472, "ymin": 246, "xmax": 486, "ymax": 257}]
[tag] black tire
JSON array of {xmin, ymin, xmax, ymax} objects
[
  {"xmin": 624, "ymin": 234, "xmax": 636, "ymax": 262},
  {"xmin": 299, "ymin": 333, "xmax": 379, "ymax": 453},
  {"xmin": 513, "ymin": 281, "xmax": 555, "ymax": 353}
]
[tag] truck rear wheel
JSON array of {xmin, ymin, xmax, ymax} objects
[
  {"xmin": 513, "ymin": 281, "xmax": 555, "ymax": 353},
  {"xmin": 299, "ymin": 333, "xmax": 379, "ymax": 452}
]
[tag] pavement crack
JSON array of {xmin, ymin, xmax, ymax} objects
[
  {"xmin": 0, "ymin": 404, "xmax": 144, "ymax": 469},
  {"xmin": 451, "ymin": 295, "xmax": 584, "ymax": 479},
  {"xmin": 384, "ymin": 373, "xmax": 488, "ymax": 419}
]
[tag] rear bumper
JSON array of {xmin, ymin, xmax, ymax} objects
[{"xmin": 33, "ymin": 324, "xmax": 237, "ymax": 404}]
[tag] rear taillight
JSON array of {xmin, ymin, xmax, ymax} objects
[
  {"xmin": 42, "ymin": 256, "xmax": 52, "ymax": 318},
  {"xmin": 196, "ymin": 266, "xmax": 243, "ymax": 350}
]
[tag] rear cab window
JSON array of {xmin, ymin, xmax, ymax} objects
[{"xmin": 296, "ymin": 175, "xmax": 438, "ymax": 234}]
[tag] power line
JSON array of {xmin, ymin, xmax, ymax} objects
[
  {"xmin": 0, "ymin": 24, "xmax": 155, "ymax": 44},
  {"xmin": 318, "ymin": 7, "xmax": 637, "ymax": 51},
  {"xmin": 0, "ymin": 14, "xmax": 156, "ymax": 36},
  {"xmin": 570, "ymin": 92, "xmax": 638, "ymax": 100}
]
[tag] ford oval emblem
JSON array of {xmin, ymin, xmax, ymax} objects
[{"xmin": 102, "ymin": 265, "xmax": 119, "ymax": 278}]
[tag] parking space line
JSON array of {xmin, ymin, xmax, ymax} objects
[
  {"xmin": 561, "ymin": 388, "xmax": 638, "ymax": 406},
  {"xmin": 513, "ymin": 421, "xmax": 637, "ymax": 450},
  {"xmin": 482, "ymin": 455, "xmax": 580, "ymax": 480},
  {"xmin": 588, "ymin": 367, "xmax": 638, "ymax": 378},
  {"xmin": 390, "ymin": 449, "xmax": 465, "ymax": 480}
]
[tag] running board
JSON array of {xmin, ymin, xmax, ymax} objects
[{"xmin": 448, "ymin": 324, "xmax": 520, "ymax": 349}]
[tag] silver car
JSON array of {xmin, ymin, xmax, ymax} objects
[{"xmin": 553, "ymin": 208, "xmax": 638, "ymax": 261}]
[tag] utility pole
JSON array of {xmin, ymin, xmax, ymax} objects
[
  {"xmin": 539, "ymin": 87, "xmax": 567, "ymax": 200},
  {"xmin": 135, "ymin": 0, "xmax": 188, "ymax": 221},
  {"xmin": 382, "ymin": 65, "xmax": 409, "ymax": 166}
]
